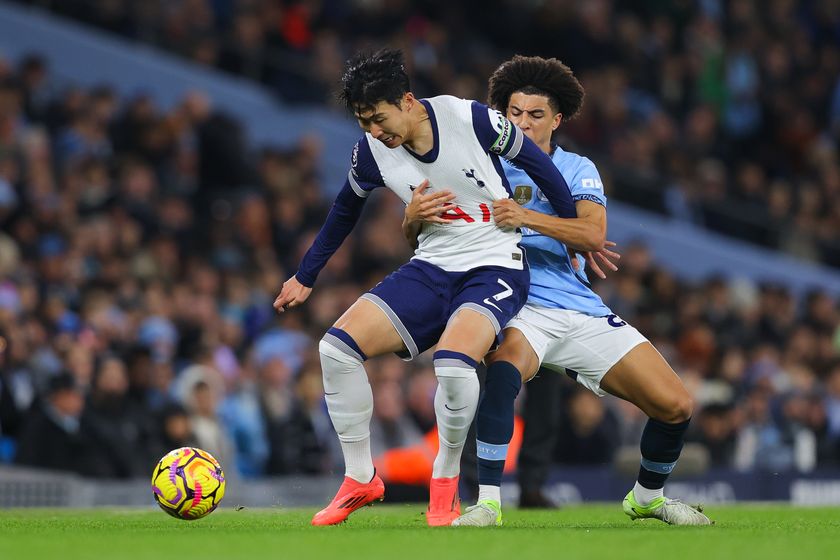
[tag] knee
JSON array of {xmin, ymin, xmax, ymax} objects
[
  {"xmin": 658, "ymin": 393, "xmax": 693, "ymax": 424},
  {"xmin": 320, "ymin": 328, "xmax": 366, "ymax": 364},
  {"xmin": 435, "ymin": 369, "xmax": 479, "ymax": 400},
  {"xmin": 486, "ymin": 351, "xmax": 533, "ymax": 383},
  {"xmin": 318, "ymin": 338, "xmax": 345, "ymax": 364}
]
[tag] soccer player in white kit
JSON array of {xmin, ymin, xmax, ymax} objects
[
  {"xmin": 274, "ymin": 49, "xmax": 576, "ymax": 526},
  {"xmin": 407, "ymin": 55, "xmax": 712, "ymax": 527}
]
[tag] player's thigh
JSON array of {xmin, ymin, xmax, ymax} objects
[
  {"xmin": 539, "ymin": 311, "xmax": 643, "ymax": 397},
  {"xmin": 440, "ymin": 265, "xmax": 530, "ymax": 363},
  {"xmin": 436, "ymin": 308, "xmax": 498, "ymax": 363},
  {"xmin": 600, "ymin": 342, "xmax": 693, "ymax": 423},
  {"xmin": 346, "ymin": 260, "xmax": 450, "ymax": 360},
  {"xmin": 503, "ymin": 304, "xmax": 574, "ymax": 382},
  {"xmin": 486, "ymin": 327, "xmax": 541, "ymax": 382},
  {"xmin": 332, "ymin": 298, "xmax": 407, "ymax": 358}
]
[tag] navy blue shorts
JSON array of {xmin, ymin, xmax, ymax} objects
[{"xmin": 362, "ymin": 259, "xmax": 529, "ymax": 360}]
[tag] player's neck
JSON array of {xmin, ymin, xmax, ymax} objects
[
  {"xmin": 538, "ymin": 139, "xmax": 552, "ymax": 155},
  {"xmin": 403, "ymin": 102, "xmax": 434, "ymax": 155}
]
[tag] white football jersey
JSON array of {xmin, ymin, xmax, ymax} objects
[
  {"xmin": 350, "ymin": 95, "xmax": 526, "ymax": 271},
  {"xmin": 294, "ymin": 94, "xmax": 575, "ymax": 288}
]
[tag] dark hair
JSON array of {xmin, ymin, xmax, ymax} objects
[
  {"xmin": 338, "ymin": 48, "xmax": 411, "ymax": 114},
  {"xmin": 487, "ymin": 55, "xmax": 584, "ymax": 119},
  {"xmin": 160, "ymin": 402, "xmax": 188, "ymax": 420},
  {"xmin": 46, "ymin": 372, "xmax": 80, "ymax": 396}
]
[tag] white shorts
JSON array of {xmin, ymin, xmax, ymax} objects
[{"xmin": 505, "ymin": 305, "xmax": 648, "ymax": 396}]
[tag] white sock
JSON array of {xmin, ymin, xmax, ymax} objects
[
  {"xmin": 478, "ymin": 484, "xmax": 501, "ymax": 505},
  {"xmin": 340, "ymin": 439, "xmax": 374, "ymax": 483},
  {"xmin": 319, "ymin": 338, "xmax": 374, "ymax": 483},
  {"xmin": 432, "ymin": 365, "xmax": 479, "ymax": 479},
  {"xmin": 633, "ymin": 481, "xmax": 664, "ymax": 506}
]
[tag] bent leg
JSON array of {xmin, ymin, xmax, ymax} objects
[
  {"xmin": 431, "ymin": 308, "xmax": 496, "ymax": 478},
  {"xmin": 527, "ymin": 311, "xmax": 692, "ymax": 509},
  {"xmin": 600, "ymin": 342, "xmax": 694, "ymax": 507},
  {"xmin": 332, "ymin": 298, "xmax": 409, "ymax": 358},
  {"xmin": 321, "ymin": 298, "xmax": 406, "ymax": 483},
  {"xmin": 600, "ymin": 342, "xmax": 693, "ymax": 423},
  {"xmin": 485, "ymin": 327, "xmax": 541, "ymax": 382},
  {"xmin": 434, "ymin": 265, "xmax": 530, "ymax": 524},
  {"xmin": 474, "ymin": 328, "xmax": 540, "ymax": 505},
  {"xmin": 427, "ymin": 309, "xmax": 494, "ymax": 526},
  {"xmin": 460, "ymin": 306, "xmax": 555, "ymax": 515}
]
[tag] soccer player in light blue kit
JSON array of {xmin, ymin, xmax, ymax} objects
[{"xmin": 406, "ymin": 55, "xmax": 711, "ymax": 526}]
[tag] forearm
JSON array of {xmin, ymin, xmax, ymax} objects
[
  {"xmin": 402, "ymin": 216, "xmax": 421, "ymax": 250},
  {"xmin": 296, "ymin": 227, "xmax": 349, "ymax": 288},
  {"xmin": 521, "ymin": 210, "xmax": 606, "ymax": 252},
  {"xmin": 296, "ymin": 181, "xmax": 366, "ymax": 287}
]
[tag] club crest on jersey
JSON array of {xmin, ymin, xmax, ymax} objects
[
  {"xmin": 462, "ymin": 169, "xmax": 486, "ymax": 188},
  {"xmin": 513, "ymin": 185, "xmax": 532, "ymax": 205}
]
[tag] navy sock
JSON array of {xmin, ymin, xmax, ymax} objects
[
  {"xmin": 637, "ymin": 417, "xmax": 690, "ymax": 489},
  {"xmin": 476, "ymin": 361, "xmax": 522, "ymax": 487}
]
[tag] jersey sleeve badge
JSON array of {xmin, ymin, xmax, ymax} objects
[{"xmin": 513, "ymin": 185, "xmax": 532, "ymax": 205}]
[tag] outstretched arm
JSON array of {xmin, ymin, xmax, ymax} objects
[
  {"xmin": 274, "ymin": 179, "xmax": 368, "ymax": 313},
  {"xmin": 276, "ymin": 137, "xmax": 384, "ymax": 313}
]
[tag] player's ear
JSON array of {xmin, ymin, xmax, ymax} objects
[
  {"xmin": 552, "ymin": 113, "xmax": 563, "ymax": 131},
  {"xmin": 402, "ymin": 92, "xmax": 415, "ymax": 111}
]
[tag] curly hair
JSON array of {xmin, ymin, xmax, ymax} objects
[
  {"xmin": 338, "ymin": 48, "xmax": 411, "ymax": 114},
  {"xmin": 487, "ymin": 55, "xmax": 584, "ymax": 119}
]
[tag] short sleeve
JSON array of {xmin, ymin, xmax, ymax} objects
[{"xmin": 570, "ymin": 158, "xmax": 607, "ymax": 207}]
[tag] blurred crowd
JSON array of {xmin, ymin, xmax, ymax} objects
[
  {"xmin": 0, "ymin": 2, "xmax": 839, "ymax": 483},
  {"xmin": 16, "ymin": 0, "xmax": 840, "ymax": 265}
]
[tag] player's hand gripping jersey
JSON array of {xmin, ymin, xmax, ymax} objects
[{"xmin": 295, "ymin": 96, "xmax": 576, "ymax": 286}]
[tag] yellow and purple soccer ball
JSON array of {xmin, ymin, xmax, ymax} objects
[{"xmin": 151, "ymin": 447, "xmax": 226, "ymax": 520}]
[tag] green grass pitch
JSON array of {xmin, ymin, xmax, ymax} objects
[{"xmin": 1, "ymin": 505, "xmax": 837, "ymax": 560}]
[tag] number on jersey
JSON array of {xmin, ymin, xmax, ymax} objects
[{"xmin": 441, "ymin": 203, "xmax": 492, "ymax": 223}]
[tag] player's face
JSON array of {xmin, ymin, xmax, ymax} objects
[
  {"xmin": 354, "ymin": 95, "xmax": 412, "ymax": 149},
  {"xmin": 506, "ymin": 92, "xmax": 562, "ymax": 151}
]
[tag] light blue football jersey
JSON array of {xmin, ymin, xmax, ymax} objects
[{"xmin": 503, "ymin": 146, "xmax": 612, "ymax": 316}]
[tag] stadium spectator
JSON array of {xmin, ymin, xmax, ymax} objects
[
  {"xmin": 155, "ymin": 402, "xmax": 195, "ymax": 456},
  {"xmin": 258, "ymin": 353, "xmax": 324, "ymax": 475},
  {"xmin": 688, "ymin": 403, "xmax": 738, "ymax": 468},
  {"xmin": 82, "ymin": 354, "xmax": 157, "ymax": 478},
  {"xmin": 179, "ymin": 366, "xmax": 235, "ymax": 475},
  {"xmin": 15, "ymin": 373, "xmax": 94, "ymax": 474},
  {"xmin": 554, "ymin": 387, "xmax": 621, "ymax": 466},
  {"xmin": 369, "ymin": 370, "xmax": 424, "ymax": 458}
]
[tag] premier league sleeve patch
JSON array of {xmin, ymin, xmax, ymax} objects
[{"xmin": 513, "ymin": 185, "xmax": 532, "ymax": 205}]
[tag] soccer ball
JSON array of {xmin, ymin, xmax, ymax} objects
[{"xmin": 151, "ymin": 447, "xmax": 226, "ymax": 520}]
